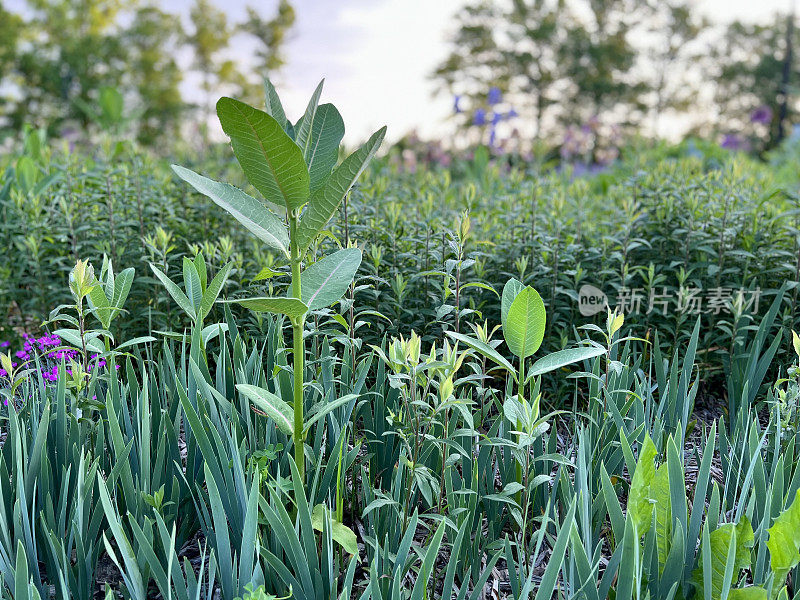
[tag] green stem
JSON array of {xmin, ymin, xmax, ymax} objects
[{"xmin": 290, "ymin": 212, "xmax": 305, "ymax": 481}]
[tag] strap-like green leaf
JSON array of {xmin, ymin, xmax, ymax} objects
[
  {"xmin": 301, "ymin": 248, "xmax": 362, "ymax": 310},
  {"xmin": 199, "ymin": 262, "xmax": 233, "ymax": 321},
  {"xmin": 223, "ymin": 297, "xmax": 308, "ymax": 320},
  {"xmin": 297, "ymin": 126, "xmax": 386, "ymax": 252},
  {"xmin": 216, "ymin": 97, "xmax": 309, "ymax": 211},
  {"xmin": 172, "ymin": 165, "xmax": 289, "ymax": 256},
  {"xmin": 236, "ymin": 384, "xmax": 294, "ymax": 436},
  {"xmin": 445, "ymin": 331, "xmax": 517, "ymax": 375},
  {"xmin": 150, "ymin": 264, "xmax": 195, "ymax": 320},
  {"xmin": 183, "ymin": 257, "xmax": 202, "ymax": 314}
]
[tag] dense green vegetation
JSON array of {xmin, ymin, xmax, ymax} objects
[{"xmin": 3, "ymin": 80, "xmax": 800, "ymax": 600}]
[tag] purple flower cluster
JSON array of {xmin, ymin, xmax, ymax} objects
[
  {"xmin": 455, "ymin": 87, "xmax": 519, "ymax": 151},
  {"xmin": 0, "ymin": 332, "xmax": 113, "ymax": 385}
]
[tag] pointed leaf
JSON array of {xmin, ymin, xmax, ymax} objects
[
  {"xmin": 628, "ymin": 433, "xmax": 657, "ymax": 536},
  {"xmin": 199, "ymin": 262, "xmax": 233, "ymax": 321},
  {"xmin": 527, "ymin": 346, "xmax": 606, "ymax": 379},
  {"xmin": 236, "ymin": 384, "xmax": 294, "ymax": 436},
  {"xmin": 149, "ymin": 264, "xmax": 195, "ymax": 320},
  {"xmin": 264, "ymin": 77, "xmax": 288, "ymax": 130},
  {"xmin": 216, "ymin": 97, "xmax": 309, "ymax": 211},
  {"xmin": 172, "ymin": 165, "xmax": 289, "ymax": 255},
  {"xmin": 297, "ymin": 126, "xmax": 386, "ymax": 252},
  {"xmin": 294, "ymin": 80, "xmax": 324, "ymax": 153},
  {"xmin": 303, "ymin": 104, "xmax": 345, "ymax": 191},
  {"xmin": 224, "ymin": 297, "xmax": 308, "ymax": 320},
  {"xmin": 311, "ymin": 504, "xmax": 358, "ymax": 555},
  {"xmin": 301, "ymin": 248, "xmax": 362, "ymax": 310},
  {"xmin": 183, "ymin": 258, "xmax": 202, "ymax": 313}
]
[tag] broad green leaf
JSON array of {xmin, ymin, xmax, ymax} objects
[
  {"xmin": 171, "ymin": 165, "xmax": 289, "ymax": 255},
  {"xmin": 297, "ymin": 126, "xmax": 386, "ymax": 252},
  {"xmin": 223, "ymin": 297, "xmax": 308, "ymax": 321},
  {"xmin": 53, "ymin": 328, "xmax": 105, "ymax": 354},
  {"xmin": 767, "ymin": 488, "xmax": 800, "ymax": 597},
  {"xmin": 628, "ymin": 433, "xmax": 657, "ymax": 536},
  {"xmin": 150, "ymin": 264, "xmax": 195, "ymax": 320},
  {"xmin": 301, "ymin": 248, "xmax": 362, "ymax": 310},
  {"xmin": 87, "ymin": 284, "xmax": 112, "ymax": 329},
  {"xmin": 527, "ymin": 346, "xmax": 606, "ymax": 379},
  {"xmin": 311, "ymin": 504, "xmax": 358, "ymax": 555},
  {"xmin": 692, "ymin": 518, "xmax": 754, "ymax": 599},
  {"xmin": 501, "ymin": 278, "xmax": 525, "ymax": 332},
  {"xmin": 445, "ymin": 331, "xmax": 517, "ymax": 376},
  {"xmin": 504, "ymin": 286, "xmax": 546, "ymax": 359},
  {"xmin": 112, "ymin": 267, "xmax": 134, "ymax": 310},
  {"xmin": 199, "ymin": 262, "xmax": 233, "ymax": 321},
  {"xmin": 216, "ymin": 97, "xmax": 310, "ymax": 211},
  {"xmin": 263, "ymin": 77, "xmax": 288, "ymax": 130},
  {"xmin": 303, "ymin": 104, "xmax": 345, "ymax": 191},
  {"xmin": 236, "ymin": 384, "xmax": 294, "ymax": 436},
  {"xmin": 729, "ymin": 589, "xmax": 768, "ymax": 600}
]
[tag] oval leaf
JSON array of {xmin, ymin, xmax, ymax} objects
[{"xmin": 504, "ymin": 286, "xmax": 546, "ymax": 359}]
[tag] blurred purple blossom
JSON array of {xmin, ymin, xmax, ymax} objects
[
  {"xmin": 473, "ymin": 109, "xmax": 487, "ymax": 126},
  {"xmin": 750, "ymin": 105, "xmax": 772, "ymax": 125},
  {"xmin": 453, "ymin": 95, "xmax": 462, "ymax": 114},
  {"xmin": 487, "ymin": 87, "xmax": 502, "ymax": 105},
  {"xmin": 721, "ymin": 133, "xmax": 750, "ymax": 152}
]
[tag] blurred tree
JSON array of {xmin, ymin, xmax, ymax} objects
[
  {"xmin": 434, "ymin": 0, "xmax": 565, "ymax": 140},
  {"xmin": 0, "ymin": 0, "xmax": 295, "ymax": 147},
  {"xmin": 187, "ymin": 0, "xmax": 241, "ymax": 145},
  {"xmin": 709, "ymin": 14, "xmax": 799, "ymax": 148},
  {"xmin": 0, "ymin": 4, "xmax": 24, "ymax": 129},
  {"xmin": 557, "ymin": 0, "xmax": 647, "ymax": 126},
  {"xmin": 124, "ymin": 5, "xmax": 186, "ymax": 146},
  {"xmin": 240, "ymin": 0, "xmax": 297, "ymax": 98},
  {"xmin": 641, "ymin": 1, "xmax": 708, "ymax": 135},
  {"xmin": 6, "ymin": 0, "xmax": 128, "ymax": 132}
]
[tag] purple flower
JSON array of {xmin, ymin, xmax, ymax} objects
[
  {"xmin": 0, "ymin": 341, "xmax": 9, "ymax": 348},
  {"xmin": 453, "ymin": 95, "xmax": 462, "ymax": 114},
  {"xmin": 750, "ymin": 105, "xmax": 772, "ymax": 125},
  {"xmin": 15, "ymin": 350, "xmax": 29, "ymax": 360},
  {"xmin": 721, "ymin": 133, "xmax": 750, "ymax": 152},
  {"xmin": 491, "ymin": 112, "xmax": 503, "ymax": 126},
  {"xmin": 506, "ymin": 108, "xmax": 518, "ymax": 120},
  {"xmin": 489, "ymin": 127, "xmax": 497, "ymax": 148},
  {"xmin": 487, "ymin": 86, "xmax": 502, "ymax": 105},
  {"xmin": 473, "ymin": 109, "xmax": 487, "ymax": 126}
]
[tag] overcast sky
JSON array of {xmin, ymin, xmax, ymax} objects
[
  {"xmin": 9, "ymin": 0, "xmax": 797, "ymax": 142},
  {"xmin": 248, "ymin": 0, "xmax": 797, "ymax": 143}
]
